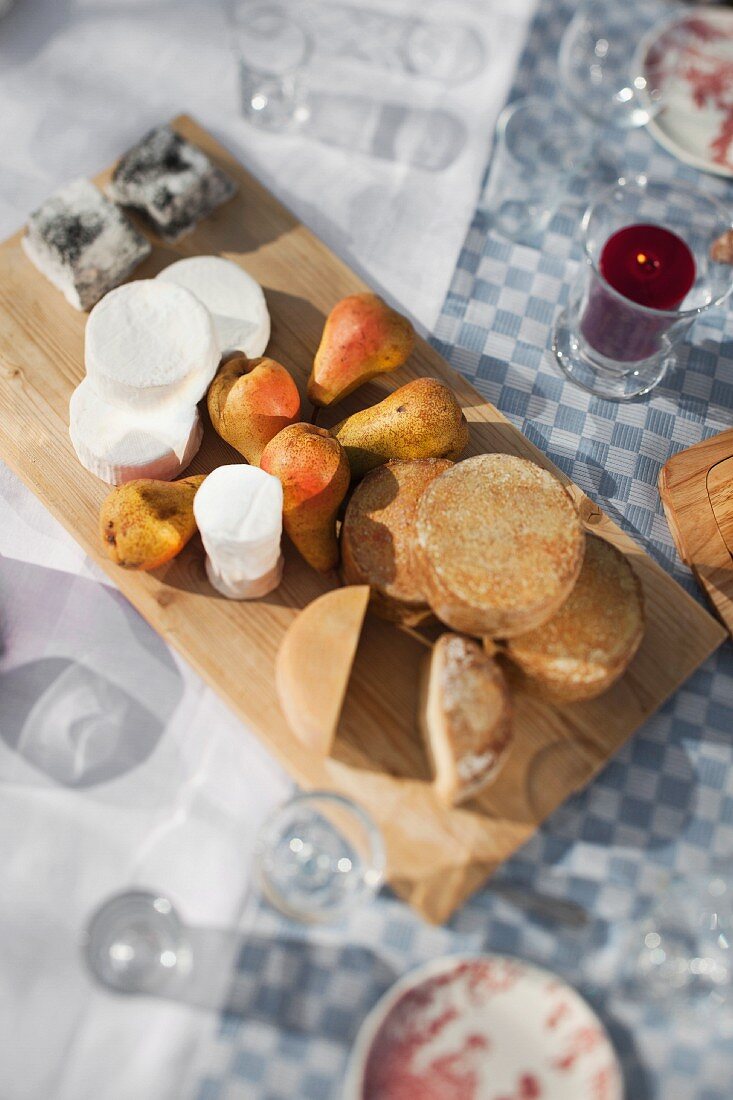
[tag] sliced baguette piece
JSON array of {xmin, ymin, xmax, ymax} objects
[
  {"xmin": 341, "ymin": 458, "xmax": 453, "ymax": 624},
  {"xmin": 275, "ymin": 586, "xmax": 370, "ymax": 755},
  {"xmin": 415, "ymin": 453, "xmax": 585, "ymax": 638},
  {"xmin": 504, "ymin": 534, "xmax": 645, "ymax": 701},
  {"xmin": 420, "ymin": 633, "xmax": 512, "ymax": 806}
]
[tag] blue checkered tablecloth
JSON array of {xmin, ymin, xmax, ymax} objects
[{"xmin": 194, "ymin": 2, "xmax": 733, "ymax": 1098}]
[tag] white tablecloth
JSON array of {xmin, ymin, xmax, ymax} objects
[{"xmin": 0, "ymin": 1, "xmax": 536, "ymax": 1096}]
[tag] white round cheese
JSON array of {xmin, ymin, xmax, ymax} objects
[
  {"xmin": 156, "ymin": 255, "xmax": 270, "ymax": 359},
  {"xmin": 84, "ymin": 280, "xmax": 220, "ymax": 411},
  {"xmin": 193, "ymin": 464, "xmax": 283, "ymax": 599},
  {"xmin": 69, "ymin": 378, "xmax": 203, "ymax": 485}
]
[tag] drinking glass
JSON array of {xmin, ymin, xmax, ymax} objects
[
  {"xmin": 479, "ymin": 98, "xmax": 615, "ymax": 244},
  {"xmin": 552, "ymin": 176, "xmax": 733, "ymax": 400},
  {"xmin": 622, "ymin": 872, "xmax": 732, "ymax": 1007},
  {"xmin": 558, "ymin": 0, "xmax": 669, "ymax": 131},
  {"xmin": 230, "ymin": 2, "xmax": 312, "ymax": 131},
  {"xmin": 254, "ymin": 791, "xmax": 385, "ymax": 924},
  {"xmin": 83, "ymin": 891, "xmax": 191, "ymax": 995},
  {"xmin": 83, "ymin": 793, "xmax": 384, "ymax": 994}
]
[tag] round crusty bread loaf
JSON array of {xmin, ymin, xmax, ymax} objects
[
  {"xmin": 505, "ymin": 534, "xmax": 644, "ymax": 701},
  {"xmin": 341, "ymin": 458, "xmax": 453, "ymax": 624},
  {"xmin": 415, "ymin": 453, "xmax": 585, "ymax": 637}
]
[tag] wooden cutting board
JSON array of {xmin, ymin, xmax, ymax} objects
[
  {"xmin": 659, "ymin": 428, "xmax": 733, "ymax": 639},
  {"xmin": 0, "ymin": 115, "xmax": 724, "ymax": 924}
]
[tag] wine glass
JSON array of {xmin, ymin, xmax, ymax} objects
[{"xmin": 558, "ymin": 0, "xmax": 671, "ymax": 131}]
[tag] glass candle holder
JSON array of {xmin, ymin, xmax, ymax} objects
[{"xmin": 553, "ymin": 176, "xmax": 733, "ymax": 400}]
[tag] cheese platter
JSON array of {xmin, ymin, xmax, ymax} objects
[{"xmin": 0, "ymin": 115, "xmax": 725, "ymax": 923}]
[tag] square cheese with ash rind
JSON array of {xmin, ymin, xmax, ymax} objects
[
  {"xmin": 22, "ymin": 178, "xmax": 151, "ymax": 311},
  {"xmin": 108, "ymin": 125, "xmax": 237, "ymax": 243}
]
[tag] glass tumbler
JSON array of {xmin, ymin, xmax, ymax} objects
[
  {"xmin": 231, "ymin": 2, "xmax": 312, "ymax": 131},
  {"xmin": 83, "ymin": 891, "xmax": 191, "ymax": 995},
  {"xmin": 254, "ymin": 791, "xmax": 385, "ymax": 924},
  {"xmin": 622, "ymin": 872, "xmax": 732, "ymax": 1008},
  {"xmin": 553, "ymin": 176, "xmax": 733, "ymax": 400},
  {"xmin": 479, "ymin": 98, "xmax": 610, "ymax": 244}
]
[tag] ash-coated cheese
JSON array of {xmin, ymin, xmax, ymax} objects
[
  {"xmin": 84, "ymin": 280, "xmax": 220, "ymax": 411},
  {"xmin": 22, "ymin": 178, "xmax": 151, "ymax": 311},
  {"xmin": 69, "ymin": 378, "xmax": 203, "ymax": 485},
  {"xmin": 156, "ymin": 255, "xmax": 270, "ymax": 358},
  {"xmin": 108, "ymin": 126, "xmax": 237, "ymax": 243}
]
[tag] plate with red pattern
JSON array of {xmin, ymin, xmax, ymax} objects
[
  {"xmin": 639, "ymin": 8, "xmax": 733, "ymax": 178},
  {"xmin": 345, "ymin": 954, "xmax": 622, "ymax": 1100}
]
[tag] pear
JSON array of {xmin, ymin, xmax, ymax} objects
[
  {"xmin": 308, "ymin": 292, "xmax": 415, "ymax": 407},
  {"xmin": 99, "ymin": 475, "xmax": 205, "ymax": 570},
  {"xmin": 331, "ymin": 377, "xmax": 469, "ymax": 479},
  {"xmin": 260, "ymin": 423, "xmax": 350, "ymax": 572},
  {"xmin": 207, "ymin": 354, "xmax": 301, "ymax": 465}
]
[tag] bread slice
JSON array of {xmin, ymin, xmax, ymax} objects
[
  {"xmin": 420, "ymin": 633, "xmax": 512, "ymax": 806},
  {"xmin": 505, "ymin": 534, "xmax": 644, "ymax": 701},
  {"xmin": 341, "ymin": 458, "xmax": 453, "ymax": 624},
  {"xmin": 415, "ymin": 454, "xmax": 585, "ymax": 638}
]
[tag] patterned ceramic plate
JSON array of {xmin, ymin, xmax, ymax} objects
[
  {"xmin": 639, "ymin": 8, "xmax": 733, "ymax": 179},
  {"xmin": 344, "ymin": 953, "xmax": 622, "ymax": 1100}
]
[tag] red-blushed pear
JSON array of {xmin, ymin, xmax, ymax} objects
[
  {"xmin": 307, "ymin": 292, "xmax": 415, "ymax": 407},
  {"xmin": 260, "ymin": 423, "xmax": 351, "ymax": 572},
  {"xmin": 207, "ymin": 354, "xmax": 301, "ymax": 465},
  {"xmin": 99, "ymin": 475, "xmax": 206, "ymax": 571}
]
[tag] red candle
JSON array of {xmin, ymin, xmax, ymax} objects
[{"xmin": 581, "ymin": 224, "xmax": 697, "ymax": 363}]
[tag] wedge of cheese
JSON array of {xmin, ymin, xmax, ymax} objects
[
  {"xmin": 69, "ymin": 378, "xmax": 203, "ymax": 485},
  {"xmin": 84, "ymin": 281, "xmax": 220, "ymax": 411},
  {"xmin": 275, "ymin": 586, "xmax": 371, "ymax": 755},
  {"xmin": 156, "ymin": 256, "xmax": 270, "ymax": 359}
]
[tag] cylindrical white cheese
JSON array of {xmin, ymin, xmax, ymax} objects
[
  {"xmin": 85, "ymin": 280, "xmax": 220, "ymax": 411},
  {"xmin": 69, "ymin": 378, "xmax": 203, "ymax": 485},
  {"xmin": 193, "ymin": 464, "xmax": 284, "ymax": 600},
  {"xmin": 156, "ymin": 255, "xmax": 270, "ymax": 359}
]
